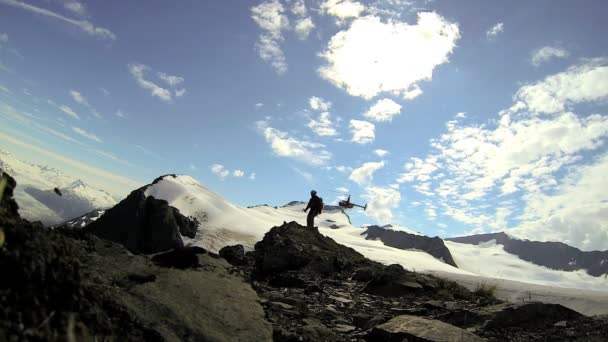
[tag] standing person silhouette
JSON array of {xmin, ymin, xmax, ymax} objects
[{"xmin": 303, "ymin": 190, "xmax": 323, "ymax": 229}]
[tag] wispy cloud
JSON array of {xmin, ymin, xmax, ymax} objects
[
  {"xmin": 486, "ymin": 22, "xmax": 504, "ymax": 40},
  {"xmin": 256, "ymin": 120, "xmax": 332, "ymax": 166},
  {"xmin": 531, "ymin": 45, "xmax": 570, "ymax": 66},
  {"xmin": 0, "ymin": 0, "xmax": 116, "ymax": 41},
  {"xmin": 128, "ymin": 63, "xmax": 185, "ymax": 102},
  {"xmin": 93, "ymin": 149, "xmax": 133, "ymax": 167},
  {"xmin": 72, "ymin": 126, "xmax": 102, "ymax": 143},
  {"xmin": 308, "ymin": 112, "xmax": 338, "ymax": 137},
  {"xmin": 59, "ymin": 105, "xmax": 80, "ymax": 119},
  {"xmin": 349, "ymin": 161, "xmax": 384, "ymax": 185},
  {"xmin": 70, "ymin": 90, "xmax": 101, "ymax": 118},
  {"xmin": 251, "ymin": 0, "xmax": 289, "ymax": 74}
]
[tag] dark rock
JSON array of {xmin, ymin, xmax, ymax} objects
[
  {"xmin": 87, "ymin": 183, "xmax": 199, "ymax": 254},
  {"xmin": 363, "ymin": 225, "xmax": 458, "ymax": 267},
  {"xmin": 362, "ymin": 264, "xmax": 424, "ymax": 297},
  {"xmin": 253, "ymin": 221, "xmax": 372, "ymax": 279},
  {"xmin": 304, "ymin": 283, "xmax": 323, "ymax": 294},
  {"xmin": 480, "ymin": 302, "xmax": 584, "ymax": 330},
  {"xmin": 219, "ymin": 244, "xmax": 246, "ymax": 266},
  {"xmin": 298, "ymin": 318, "xmax": 340, "ymax": 342},
  {"xmin": 352, "ymin": 266, "xmax": 378, "ymax": 282},
  {"xmin": 151, "ymin": 246, "xmax": 207, "ymax": 269},
  {"xmin": 437, "ymin": 309, "xmax": 483, "ymax": 328},
  {"xmin": 269, "ymin": 272, "xmax": 308, "ymax": 288},
  {"xmin": 366, "ymin": 314, "xmax": 484, "ymax": 342},
  {"xmin": 447, "ymin": 232, "xmax": 608, "ymax": 277}
]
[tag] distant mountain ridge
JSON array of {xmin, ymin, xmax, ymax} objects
[{"xmin": 447, "ymin": 232, "xmax": 608, "ymax": 277}]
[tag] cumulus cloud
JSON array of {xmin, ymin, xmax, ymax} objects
[
  {"xmin": 211, "ymin": 164, "xmax": 230, "ymax": 180},
  {"xmin": 374, "ymin": 149, "xmax": 389, "ymax": 157},
  {"xmin": 59, "ymin": 105, "xmax": 79, "ymax": 119},
  {"xmin": 531, "ymin": 46, "xmax": 569, "ymax": 66},
  {"xmin": 233, "ymin": 169, "xmax": 245, "ymax": 177},
  {"xmin": 398, "ymin": 63, "xmax": 608, "ymax": 249},
  {"xmin": 308, "ymin": 112, "xmax": 338, "ymax": 136},
  {"xmin": 251, "ymin": 0, "xmax": 289, "ymax": 74},
  {"xmin": 70, "ymin": 90, "xmax": 101, "ymax": 118},
  {"xmin": 321, "ymin": 0, "xmax": 366, "ymax": 20},
  {"xmin": 513, "ymin": 59, "xmax": 608, "ymax": 114},
  {"xmin": 364, "ymin": 98, "xmax": 402, "ymax": 122},
  {"xmin": 256, "ymin": 120, "xmax": 332, "ymax": 166},
  {"xmin": 295, "ymin": 17, "xmax": 315, "ymax": 40},
  {"xmin": 363, "ymin": 186, "xmax": 401, "ymax": 224},
  {"xmin": 72, "ymin": 126, "xmax": 102, "ymax": 143},
  {"xmin": 349, "ymin": 119, "xmax": 375, "ymax": 144},
  {"xmin": 309, "ymin": 96, "xmax": 332, "ymax": 111},
  {"xmin": 319, "ymin": 13, "xmax": 460, "ymax": 100},
  {"xmin": 486, "ymin": 22, "xmax": 503, "ymax": 39},
  {"xmin": 128, "ymin": 63, "xmax": 185, "ymax": 102},
  {"xmin": 0, "ymin": 0, "xmax": 115, "ymax": 41},
  {"xmin": 349, "ymin": 160, "xmax": 384, "ymax": 185}
]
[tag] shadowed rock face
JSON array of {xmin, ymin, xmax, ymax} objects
[
  {"xmin": 447, "ymin": 232, "xmax": 608, "ymax": 277},
  {"xmin": 363, "ymin": 225, "xmax": 458, "ymax": 268},
  {"xmin": 87, "ymin": 184, "xmax": 198, "ymax": 254}
]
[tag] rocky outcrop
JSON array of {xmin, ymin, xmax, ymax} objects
[
  {"xmin": 366, "ymin": 314, "xmax": 484, "ymax": 342},
  {"xmin": 447, "ymin": 232, "xmax": 608, "ymax": 277},
  {"xmin": 364, "ymin": 225, "xmax": 458, "ymax": 267},
  {"xmin": 1, "ymin": 172, "xmax": 272, "ymax": 341},
  {"xmin": 87, "ymin": 186, "xmax": 198, "ymax": 254},
  {"xmin": 253, "ymin": 221, "xmax": 372, "ymax": 279}
]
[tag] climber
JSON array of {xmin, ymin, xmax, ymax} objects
[{"xmin": 303, "ymin": 190, "xmax": 323, "ymax": 229}]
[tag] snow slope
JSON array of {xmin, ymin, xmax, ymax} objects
[
  {"xmin": 145, "ymin": 176, "xmax": 608, "ymax": 300},
  {"xmin": 0, "ymin": 150, "xmax": 117, "ymax": 224}
]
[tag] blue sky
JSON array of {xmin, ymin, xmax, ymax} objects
[{"xmin": 1, "ymin": 0, "xmax": 608, "ymax": 250}]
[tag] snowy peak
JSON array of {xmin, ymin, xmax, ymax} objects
[{"xmin": 64, "ymin": 179, "xmax": 87, "ymax": 190}]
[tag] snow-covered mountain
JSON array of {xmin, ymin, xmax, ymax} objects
[
  {"xmin": 0, "ymin": 150, "xmax": 117, "ymax": 224},
  {"xmin": 97, "ymin": 174, "xmax": 607, "ymax": 296}
]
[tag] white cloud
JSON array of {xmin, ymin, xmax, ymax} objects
[
  {"xmin": 256, "ymin": 120, "xmax": 332, "ymax": 166},
  {"xmin": 309, "ymin": 96, "xmax": 332, "ymax": 111},
  {"xmin": 336, "ymin": 186, "xmax": 349, "ymax": 193},
  {"xmin": 513, "ymin": 153, "xmax": 608, "ymax": 251},
  {"xmin": 69, "ymin": 90, "xmax": 101, "ymax": 118},
  {"xmin": 59, "ymin": 105, "xmax": 79, "ymax": 119},
  {"xmin": 294, "ymin": 17, "xmax": 315, "ymax": 40},
  {"xmin": 211, "ymin": 164, "xmax": 230, "ymax": 180},
  {"xmin": 321, "ymin": 0, "xmax": 366, "ymax": 20},
  {"xmin": 157, "ymin": 72, "xmax": 184, "ymax": 87},
  {"xmin": 308, "ymin": 112, "xmax": 338, "ymax": 136},
  {"xmin": 249, "ymin": 172, "xmax": 256, "ymax": 180},
  {"xmin": 349, "ymin": 119, "xmax": 375, "ymax": 144},
  {"xmin": 455, "ymin": 112, "xmax": 466, "ymax": 119},
  {"xmin": 99, "ymin": 87, "xmax": 110, "ymax": 96},
  {"xmin": 0, "ymin": 33, "xmax": 7, "ymax": 43},
  {"xmin": 128, "ymin": 63, "xmax": 173, "ymax": 102},
  {"xmin": 255, "ymin": 102, "xmax": 264, "ymax": 108},
  {"xmin": 72, "ymin": 126, "xmax": 102, "ymax": 143},
  {"xmin": 0, "ymin": 0, "xmax": 115, "ymax": 41},
  {"xmin": 364, "ymin": 98, "xmax": 402, "ymax": 122},
  {"xmin": 374, "ymin": 149, "xmax": 389, "ymax": 157},
  {"xmin": 115, "ymin": 109, "xmax": 126, "ymax": 118},
  {"xmin": 251, "ymin": 0, "xmax": 289, "ymax": 74},
  {"xmin": 349, "ymin": 160, "xmax": 384, "ymax": 185},
  {"xmin": 94, "ymin": 149, "xmax": 133, "ymax": 167},
  {"xmin": 233, "ymin": 169, "xmax": 245, "ymax": 177},
  {"xmin": 531, "ymin": 46, "xmax": 569, "ymax": 66},
  {"xmin": 291, "ymin": 165, "xmax": 313, "ymax": 182},
  {"xmin": 335, "ymin": 165, "xmax": 352, "ymax": 173},
  {"xmin": 319, "ymin": 13, "xmax": 460, "ymax": 100},
  {"xmin": 63, "ymin": 1, "xmax": 86, "ymax": 17},
  {"xmin": 289, "ymin": 0, "xmax": 307, "ymax": 17},
  {"xmin": 363, "ymin": 186, "xmax": 401, "ymax": 224},
  {"xmin": 486, "ymin": 22, "xmax": 503, "ymax": 39},
  {"xmin": 514, "ymin": 59, "xmax": 608, "ymax": 114}
]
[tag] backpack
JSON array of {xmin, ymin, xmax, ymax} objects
[{"xmin": 316, "ymin": 197, "xmax": 324, "ymax": 213}]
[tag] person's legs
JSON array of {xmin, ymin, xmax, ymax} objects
[{"xmin": 307, "ymin": 210, "xmax": 314, "ymax": 229}]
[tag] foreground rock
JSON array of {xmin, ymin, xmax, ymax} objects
[
  {"xmin": 366, "ymin": 314, "xmax": 484, "ymax": 342},
  {"xmin": 87, "ymin": 175, "xmax": 198, "ymax": 254},
  {"xmin": 224, "ymin": 221, "xmax": 608, "ymax": 342},
  {"xmin": 0, "ymin": 172, "xmax": 272, "ymax": 341}
]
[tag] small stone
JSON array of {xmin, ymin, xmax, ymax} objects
[
  {"xmin": 270, "ymin": 302, "xmax": 294, "ymax": 310},
  {"xmin": 334, "ymin": 324, "xmax": 356, "ymax": 333},
  {"xmin": 554, "ymin": 321, "xmax": 567, "ymax": 327},
  {"xmin": 329, "ymin": 296, "xmax": 352, "ymax": 304}
]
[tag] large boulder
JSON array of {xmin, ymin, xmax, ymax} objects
[
  {"xmin": 362, "ymin": 264, "xmax": 439, "ymax": 297},
  {"xmin": 478, "ymin": 302, "xmax": 584, "ymax": 330},
  {"xmin": 87, "ymin": 186, "xmax": 198, "ymax": 254},
  {"xmin": 366, "ymin": 314, "xmax": 484, "ymax": 342},
  {"xmin": 364, "ymin": 225, "xmax": 458, "ymax": 267},
  {"xmin": 253, "ymin": 221, "xmax": 373, "ymax": 279}
]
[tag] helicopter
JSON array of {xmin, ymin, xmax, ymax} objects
[{"xmin": 338, "ymin": 195, "xmax": 367, "ymax": 211}]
